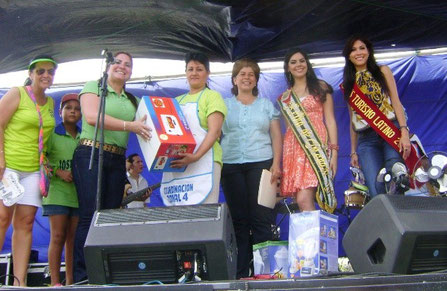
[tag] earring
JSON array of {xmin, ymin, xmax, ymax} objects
[{"xmin": 287, "ymin": 72, "xmax": 293, "ymax": 83}]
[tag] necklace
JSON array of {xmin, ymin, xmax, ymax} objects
[{"xmin": 292, "ymin": 86, "xmax": 308, "ymax": 98}]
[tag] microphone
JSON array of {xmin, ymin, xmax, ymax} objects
[{"xmin": 101, "ymin": 49, "xmax": 116, "ymax": 64}]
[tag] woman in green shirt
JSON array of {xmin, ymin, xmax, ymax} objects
[
  {"xmin": 71, "ymin": 51, "xmax": 151, "ymax": 283},
  {"xmin": 161, "ymin": 52, "xmax": 227, "ymax": 206},
  {"xmin": 0, "ymin": 55, "xmax": 57, "ymax": 286}
]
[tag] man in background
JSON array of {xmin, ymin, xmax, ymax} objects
[{"xmin": 124, "ymin": 153, "xmax": 151, "ymax": 208}]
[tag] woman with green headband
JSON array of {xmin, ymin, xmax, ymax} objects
[{"xmin": 0, "ymin": 55, "xmax": 57, "ymax": 286}]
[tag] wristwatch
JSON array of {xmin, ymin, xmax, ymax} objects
[{"xmin": 400, "ymin": 125, "xmax": 410, "ymax": 131}]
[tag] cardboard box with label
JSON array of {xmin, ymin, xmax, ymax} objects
[
  {"xmin": 288, "ymin": 210, "xmax": 338, "ymax": 277},
  {"xmin": 253, "ymin": 241, "xmax": 289, "ymax": 278},
  {"xmin": 136, "ymin": 96, "xmax": 196, "ymax": 172}
]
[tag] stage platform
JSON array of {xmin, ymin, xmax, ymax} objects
[{"xmin": 2, "ymin": 272, "xmax": 447, "ymax": 290}]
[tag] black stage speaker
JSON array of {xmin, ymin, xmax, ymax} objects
[
  {"xmin": 343, "ymin": 195, "xmax": 447, "ymax": 274},
  {"xmin": 84, "ymin": 203, "xmax": 236, "ymax": 284}
]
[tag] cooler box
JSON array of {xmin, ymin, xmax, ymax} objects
[
  {"xmin": 136, "ymin": 96, "xmax": 196, "ymax": 172},
  {"xmin": 288, "ymin": 210, "xmax": 338, "ymax": 277},
  {"xmin": 253, "ymin": 241, "xmax": 288, "ymax": 278}
]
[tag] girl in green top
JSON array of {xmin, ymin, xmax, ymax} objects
[{"xmin": 0, "ymin": 55, "xmax": 57, "ymax": 286}]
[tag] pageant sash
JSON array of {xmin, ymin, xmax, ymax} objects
[
  {"xmin": 347, "ymin": 83, "xmax": 419, "ymax": 177},
  {"xmin": 278, "ymin": 90, "xmax": 336, "ymax": 213}
]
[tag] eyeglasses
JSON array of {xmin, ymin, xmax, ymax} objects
[{"xmin": 36, "ymin": 68, "xmax": 56, "ymax": 76}]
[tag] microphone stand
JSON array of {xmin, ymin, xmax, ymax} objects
[{"xmin": 89, "ymin": 50, "xmax": 114, "ymax": 211}]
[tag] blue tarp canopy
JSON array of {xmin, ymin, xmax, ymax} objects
[
  {"xmin": 1, "ymin": 54, "xmax": 446, "ymax": 260},
  {"xmin": 1, "ymin": 0, "xmax": 447, "ymax": 73}
]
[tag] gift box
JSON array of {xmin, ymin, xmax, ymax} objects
[
  {"xmin": 136, "ymin": 96, "xmax": 196, "ymax": 172},
  {"xmin": 253, "ymin": 241, "xmax": 288, "ymax": 278},
  {"xmin": 288, "ymin": 210, "xmax": 338, "ymax": 277}
]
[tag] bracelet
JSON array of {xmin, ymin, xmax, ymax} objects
[
  {"xmin": 123, "ymin": 121, "xmax": 126, "ymax": 131},
  {"xmin": 350, "ymin": 152, "xmax": 357, "ymax": 157},
  {"xmin": 328, "ymin": 143, "xmax": 339, "ymax": 151}
]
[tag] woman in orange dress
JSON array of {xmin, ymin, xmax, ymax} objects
[{"xmin": 280, "ymin": 48, "xmax": 338, "ymax": 211}]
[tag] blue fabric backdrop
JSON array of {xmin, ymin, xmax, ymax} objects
[{"xmin": 0, "ymin": 55, "xmax": 446, "ymax": 261}]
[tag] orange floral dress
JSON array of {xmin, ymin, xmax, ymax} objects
[{"xmin": 281, "ymin": 94, "xmax": 327, "ymax": 197}]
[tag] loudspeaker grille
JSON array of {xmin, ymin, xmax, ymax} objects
[
  {"xmin": 409, "ymin": 234, "xmax": 447, "ymax": 273},
  {"xmin": 387, "ymin": 196, "xmax": 447, "ymax": 211},
  {"xmin": 107, "ymin": 250, "xmax": 177, "ymax": 284},
  {"xmin": 95, "ymin": 204, "xmax": 221, "ymax": 226}
]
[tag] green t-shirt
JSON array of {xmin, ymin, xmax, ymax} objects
[
  {"xmin": 176, "ymin": 88, "xmax": 227, "ymax": 165},
  {"xmin": 79, "ymin": 80, "xmax": 137, "ymax": 148},
  {"xmin": 4, "ymin": 86, "xmax": 55, "ymax": 172},
  {"xmin": 43, "ymin": 123, "xmax": 80, "ymax": 208}
]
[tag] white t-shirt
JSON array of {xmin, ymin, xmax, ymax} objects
[{"xmin": 126, "ymin": 172, "xmax": 149, "ymax": 208}]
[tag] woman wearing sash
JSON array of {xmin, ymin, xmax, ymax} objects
[
  {"xmin": 342, "ymin": 35, "xmax": 411, "ymax": 197},
  {"xmin": 161, "ymin": 52, "xmax": 227, "ymax": 205},
  {"xmin": 221, "ymin": 59, "xmax": 282, "ymax": 278},
  {"xmin": 279, "ymin": 49, "xmax": 338, "ymax": 212},
  {"xmin": 72, "ymin": 51, "xmax": 151, "ymax": 282},
  {"xmin": 0, "ymin": 55, "xmax": 57, "ymax": 286}
]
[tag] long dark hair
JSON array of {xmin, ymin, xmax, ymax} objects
[
  {"xmin": 342, "ymin": 35, "xmax": 389, "ymax": 101},
  {"xmin": 99, "ymin": 51, "xmax": 138, "ymax": 109},
  {"xmin": 283, "ymin": 48, "xmax": 330, "ymax": 103}
]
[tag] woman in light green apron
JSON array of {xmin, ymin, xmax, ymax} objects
[{"xmin": 161, "ymin": 52, "xmax": 227, "ymax": 205}]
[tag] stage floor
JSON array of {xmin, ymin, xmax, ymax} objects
[{"xmin": 2, "ymin": 272, "xmax": 447, "ymax": 290}]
